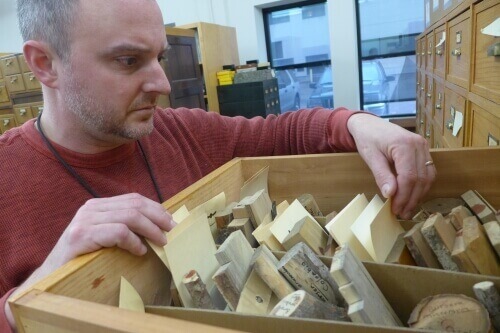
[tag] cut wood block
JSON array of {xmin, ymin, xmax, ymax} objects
[
  {"xmin": 408, "ymin": 294, "xmax": 491, "ymax": 332},
  {"xmin": 252, "ymin": 220, "xmax": 286, "ymax": 252},
  {"xmin": 462, "ymin": 216, "xmax": 500, "ymax": 276},
  {"xmin": 215, "ymin": 230, "xmax": 255, "ymax": 291},
  {"xmin": 227, "ymin": 218, "xmax": 257, "ymax": 247},
  {"xmin": 281, "ymin": 215, "xmax": 329, "ymax": 256},
  {"xmin": 233, "ymin": 190, "xmax": 272, "ymax": 228},
  {"xmin": 403, "ymin": 222, "xmax": 441, "ymax": 269},
  {"xmin": 235, "ymin": 270, "xmax": 273, "ymax": 315},
  {"xmin": 451, "ymin": 232, "xmax": 480, "ymax": 274},
  {"xmin": 321, "ymin": 234, "xmax": 338, "ymax": 257},
  {"xmin": 275, "ymin": 200, "xmax": 290, "ymax": 218},
  {"xmin": 462, "ymin": 190, "xmax": 497, "ymax": 224},
  {"xmin": 250, "ymin": 245, "xmax": 295, "ymax": 299},
  {"xmin": 421, "ymin": 213, "xmax": 460, "ymax": 271},
  {"xmin": 182, "ymin": 270, "xmax": 215, "ymax": 309},
  {"xmin": 212, "ymin": 262, "xmax": 241, "ymax": 311},
  {"xmin": 330, "ymin": 244, "xmax": 402, "ymax": 326},
  {"xmin": 484, "ymin": 221, "xmax": 500, "ymax": 259},
  {"xmin": 421, "ymin": 197, "xmax": 465, "ymax": 216},
  {"xmin": 240, "ymin": 166, "xmax": 269, "ymax": 199},
  {"xmin": 384, "ymin": 233, "xmax": 417, "ymax": 266},
  {"xmin": 297, "ymin": 193, "xmax": 323, "ymax": 216},
  {"xmin": 325, "ymin": 194, "xmax": 373, "ymax": 261},
  {"xmin": 270, "ymin": 290, "xmax": 349, "ymax": 321},
  {"xmin": 232, "ymin": 196, "xmax": 252, "ymax": 219},
  {"xmin": 215, "ymin": 202, "xmax": 237, "ymax": 229},
  {"xmin": 412, "ymin": 209, "xmax": 430, "ymax": 222},
  {"xmin": 448, "ymin": 205, "xmax": 473, "ymax": 230},
  {"xmin": 473, "ymin": 281, "xmax": 500, "ymax": 332},
  {"xmin": 271, "ymin": 199, "xmax": 323, "ymax": 247},
  {"xmin": 351, "ymin": 195, "xmax": 404, "ymax": 263},
  {"xmin": 119, "ymin": 276, "xmax": 145, "ymax": 313},
  {"xmin": 277, "ymin": 242, "xmax": 340, "ymax": 305}
]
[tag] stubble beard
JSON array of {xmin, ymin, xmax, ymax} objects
[{"xmin": 63, "ymin": 70, "xmax": 155, "ymax": 141}]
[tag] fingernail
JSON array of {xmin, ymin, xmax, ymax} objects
[
  {"xmin": 139, "ymin": 244, "xmax": 148, "ymax": 255},
  {"xmin": 382, "ymin": 184, "xmax": 390, "ymax": 198},
  {"xmin": 160, "ymin": 232, "xmax": 167, "ymax": 245}
]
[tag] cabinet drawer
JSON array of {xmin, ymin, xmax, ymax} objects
[
  {"xmin": 0, "ymin": 114, "xmax": 17, "ymax": 133},
  {"xmin": 425, "ymin": 32, "xmax": 434, "ymax": 72},
  {"xmin": 470, "ymin": 102, "xmax": 500, "ymax": 147},
  {"xmin": 432, "ymin": 129, "xmax": 443, "ymax": 149},
  {"xmin": 14, "ymin": 105, "xmax": 34, "ymax": 125},
  {"xmin": 425, "ymin": 76, "xmax": 434, "ymax": 111},
  {"xmin": 418, "ymin": 72, "xmax": 425, "ymax": 102},
  {"xmin": 0, "ymin": 81, "xmax": 10, "ymax": 103},
  {"xmin": 31, "ymin": 103, "xmax": 44, "ymax": 118},
  {"xmin": 447, "ymin": 10, "xmax": 471, "ymax": 89},
  {"xmin": 443, "ymin": 88, "xmax": 466, "ymax": 147},
  {"xmin": 424, "ymin": 110, "xmax": 433, "ymax": 146},
  {"xmin": 434, "ymin": 25, "xmax": 446, "ymax": 78},
  {"xmin": 419, "ymin": 38, "xmax": 426, "ymax": 69},
  {"xmin": 471, "ymin": 0, "xmax": 500, "ymax": 104},
  {"xmin": 23, "ymin": 72, "xmax": 42, "ymax": 90},
  {"xmin": 433, "ymin": 81, "xmax": 445, "ymax": 134},
  {"xmin": 18, "ymin": 55, "xmax": 31, "ymax": 73},
  {"xmin": 418, "ymin": 107, "xmax": 426, "ymax": 136},
  {"xmin": 0, "ymin": 56, "xmax": 21, "ymax": 76},
  {"xmin": 6, "ymin": 74, "xmax": 26, "ymax": 93}
]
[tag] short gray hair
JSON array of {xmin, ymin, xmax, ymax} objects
[{"xmin": 17, "ymin": 0, "xmax": 79, "ymax": 60}]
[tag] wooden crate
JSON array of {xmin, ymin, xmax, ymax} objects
[{"xmin": 10, "ymin": 148, "xmax": 500, "ymax": 333}]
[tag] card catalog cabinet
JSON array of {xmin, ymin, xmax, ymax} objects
[{"xmin": 416, "ymin": 0, "xmax": 499, "ymax": 148}]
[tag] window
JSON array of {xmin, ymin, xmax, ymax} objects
[
  {"xmin": 356, "ymin": 0, "xmax": 424, "ymax": 117},
  {"xmin": 263, "ymin": 0, "xmax": 332, "ymax": 113}
]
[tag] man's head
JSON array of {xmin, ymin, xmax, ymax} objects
[{"xmin": 19, "ymin": 0, "xmax": 171, "ymax": 147}]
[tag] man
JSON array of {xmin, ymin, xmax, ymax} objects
[{"xmin": 0, "ymin": 0, "xmax": 435, "ymax": 330}]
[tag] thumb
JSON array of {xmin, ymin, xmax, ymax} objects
[{"xmin": 365, "ymin": 152, "xmax": 397, "ymax": 199}]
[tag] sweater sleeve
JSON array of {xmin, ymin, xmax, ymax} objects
[
  {"xmin": 160, "ymin": 107, "xmax": 363, "ymax": 166},
  {"xmin": 0, "ymin": 288, "xmax": 16, "ymax": 333}
]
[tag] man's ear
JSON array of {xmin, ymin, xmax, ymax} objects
[{"xmin": 22, "ymin": 41, "xmax": 60, "ymax": 88}]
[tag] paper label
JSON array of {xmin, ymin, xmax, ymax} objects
[
  {"xmin": 452, "ymin": 111, "xmax": 463, "ymax": 137},
  {"xmin": 488, "ymin": 134, "xmax": 499, "ymax": 146},
  {"xmin": 481, "ymin": 18, "xmax": 500, "ymax": 37},
  {"xmin": 456, "ymin": 31, "xmax": 462, "ymax": 44}
]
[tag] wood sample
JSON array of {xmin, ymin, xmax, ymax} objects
[
  {"xmin": 215, "ymin": 202, "xmax": 237, "ymax": 229},
  {"xmin": 250, "ymin": 245, "xmax": 295, "ymax": 299},
  {"xmin": 408, "ymin": 294, "xmax": 491, "ymax": 332},
  {"xmin": 233, "ymin": 189, "xmax": 272, "ymax": 228},
  {"xmin": 484, "ymin": 221, "xmax": 500, "ymax": 258},
  {"xmin": 270, "ymin": 199, "xmax": 324, "ymax": 247},
  {"xmin": 182, "ymin": 270, "xmax": 215, "ymax": 309},
  {"xmin": 270, "ymin": 290, "xmax": 349, "ymax": 321},
  {"xmin": 330, "ymin": 244, "xmax": 402, "ymax": 326},
  {"xmin": 186, "ymin": 191, "xmax": 226, "ymax": 237},
  {"xmin": 462, "ymin": 190, "xmax": 497, "ymax": 224},
  {"xmin": 277, "ymin": 242, "xmax": 340, "ymax": 305},
  {"xmin": 235, "ymin": 270, "xmax": 273, "ymax": 315},
  {"xmin": 421, "ymin": 197, "xmax": 465, "ymax": 216},
  {"xmin": 281, "ymin": 215, "xmax": 329, "ymax": 256},
  {"xmin": 351, "ymin": 196, "xmax": 404, "ymax": 263},
  {"xmin": 448, "ymin": 205, "xmax": 473, "ymax": 230},
  {"xmin": 252, "ymin": 220, "xmax": 285, "ymax": 251},
  {"xmin": 240, "ymin": 166, "xmax": 269, "ymax": 199},
  {"xmin": 227, "ymin": 218, "xmax": 257, "ymax": 247},
  {"xmin": 297, "ymin": 193, "xmax": 323, "ymax": 216},
  {"xmin": 384, "ymin": 233, "xmax": 417, "ymax": 266},
  {"xmin": 119, "ymin": 276, "xmax": 145, "ymax": 312},
  {"xmin": 215, "ymin": 230, "xmax": 254, "ymax": 291},
  {"xmin": 421, "ymin": 213, "xmax": 460, "ymax": 271},
  {"xmin": 213, "ymin": 262, "xmax": 240, "ymax": 311},
  {"xmin": 451, "ymin": 233, "xmax": 480, "ymax": 274},
  {"xmin": 164, "ymin": 214, "xmax": 225, "ymax": 309},
  {"xmin": 462, "ymin": 216, "xmax": 500, "ymax": 276},
  {"xmin": 325, "ymin": 194, "xmax": 373, "ymax": 261},
  {"xmin": 473, "ymin": 281, "xmax": 500, "ymax": 332},
  {"xmin": 403, "ymin": 222, "xmax": 441, "ymax": 268}
]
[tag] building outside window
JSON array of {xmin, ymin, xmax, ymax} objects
[{"xmin": 263, "ymin": 0, "xmax": 332, "ymax": 113}]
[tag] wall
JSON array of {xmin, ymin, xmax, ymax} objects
[{"xmin": 0, "ymin": 0, "xmax": 361, "ymax": 109}]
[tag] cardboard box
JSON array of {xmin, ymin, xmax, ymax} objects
[{"xmin": 11, "ymin": 148, "xmax": 500, "ymax": 332}]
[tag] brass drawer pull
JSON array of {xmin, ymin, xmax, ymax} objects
[
  {"xmin": 425, "ymin": 131, "xmax": 431, "ymax": 138},
  {"xmin": 487, "ymin": 42, "xmax": 500, "ymax": 57},
  {"xmin": 29, "ymin": 74, "xmax": 36, "ymax": 81},
  {"xmin": 436, "ymin": 49, "xmax": 443, "ymax": 56},
  {"xmin": 19, "ymin": 108, "xmax": 27, "ymax": 116},
  {"xmin": 451, "ymin": 48, "xmax": 461, "ymax": 56},
  {"xmin": 417, "ymin": 82, "xmax": 420, "ymax": 86},
  {"xmin": 446, "ymin": 121, "xmax": 453, "ymax": 130},
  {"xmin": 10, "ymin": 77, "xmax": 18, "ymax": 83},
  {"xmin": 420, "ymin": 120, "xmax": 424, "ymax": 125},
  {"xmin": 5, "ymin": 59, "xmax": 12, "ymax": 66},
  {"xmin": 420, "ymin": 87, "xmax": 425, "ymax": 91},
  {"xmin": 3, "ymin": 119, "xmax": 10, "ymax": 126},
  {"xmin": 427, "ymin": 51, "xmax": 432, "ymax": 55},
  {"xmin": 427, "ymin": 93, "xmax": 432, "ymax": 98},
  {"xmin": 435, "ymin": 104, "xmax": 442, "ymax": 110}
]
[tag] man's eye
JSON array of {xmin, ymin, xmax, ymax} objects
[
  {"xmin": 117, "ymin": 57, "xmax": 137, "ymax": 66},
  {"xmin": 157, "ymin": 55, "xmax": 166, "ymax": 62}
]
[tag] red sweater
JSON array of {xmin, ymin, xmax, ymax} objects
[{"xmin": 0, "ymin": 107, "xmax": 357, "ymax": 330}]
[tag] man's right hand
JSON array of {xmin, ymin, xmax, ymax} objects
[{"xmin": 5, "ymin": 193, "xmax": 176, "ymax": 331}]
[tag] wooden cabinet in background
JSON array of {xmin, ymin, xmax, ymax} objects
[{"xmin": 177, "ymin": 22, "xmax": 240, "ymax": 113}]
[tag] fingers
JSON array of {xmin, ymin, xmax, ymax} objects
[
  {"xmin": 392, "ymin": 137, "xmax": 436, "ymax": 219},
  {"xmin": 363, "ymin": 149, "xmax": 397, "ymax": 199}
]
